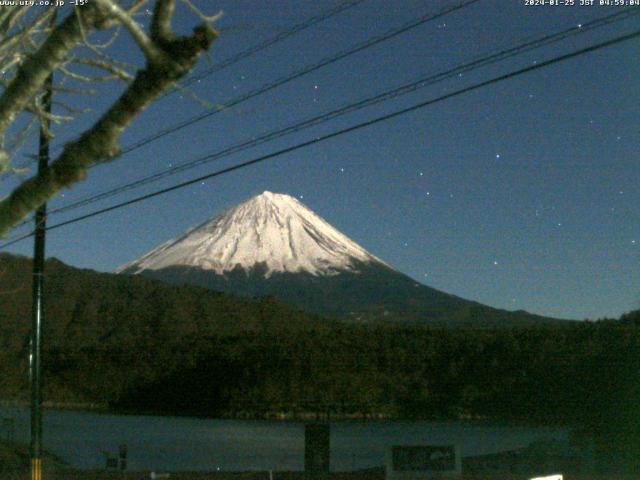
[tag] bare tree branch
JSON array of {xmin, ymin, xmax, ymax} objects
[
  {"xmin": 94, "ymin": 0, "xmax": 161, "ymax": 60},
  {"xmin": 151, "ymin": 0, "xmax": 174, "ymax": 42},
  {"xmin": 0, "ymin": 1, "xmax": 219, "ymax": 236},
  {"xmin": 52, "ymin": 101, "xmax": 91, "ymax": 116},
  {"xmin": 0, "ymin": 8, "xmax": 49, "ymax": 50},
  {"xmin": 181, "ymin": 0, "xmax": 223, "ymax": 24},
  {"xmin": 53, "ymin": 85, "xmax": 98, "ymax": 96},
  {"xmin": 59, "ymin": 64, "xmax": 126, "ymax": 83},
  {"xmin": 70, "ymin": 57, "xmax": 134, "ymax": 82},
  {"xmin": 127, "ymin": 0, "xmax": 149, "ymax": 16},
  {"xmin": 0, "ymin": 5, "xmax": 99, "ymax": 138}
]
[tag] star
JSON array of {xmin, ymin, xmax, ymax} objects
[
  {"xmin": 339, "ymin": 167, "xmax": 344, "ymax": 173},
  {"xmin": 493, "ymin": 260, "xmax": 499, "ymax": 266},
  {"xmin": 495, "ymin": 154, "xmax": 501, "ymax": 159},
  {"xmin": 632, "ymin": 240, "xmax": 637, "ymax": 245},
  {"xmin": 418, "ymin": 172, "xmax": 424, "ymax": 176}
]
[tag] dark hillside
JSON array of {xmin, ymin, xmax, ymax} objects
[
  {"xmin": 131, "ymin": 261, "xmax": 564, "ymax": 327},
  {"xmin": 1, "ymin": 253, "xmax": 638, "ymax": 470}
]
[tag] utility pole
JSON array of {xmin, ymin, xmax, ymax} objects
[{"xmin": 30, "ymin": 12, "xmax": 55, "ymax": 480}]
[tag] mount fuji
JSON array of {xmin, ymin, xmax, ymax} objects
[
  {"xmin": 118, "ymin": 191, "xmax": 387, "ymax": 278},
  {"xmin": 117, "ymin": 191, "xmax": 559, "ymax": 326}
]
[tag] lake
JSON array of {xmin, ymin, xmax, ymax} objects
[{"xmin": 0, "ymin": 406, "xmax": 567, "ymax": 471}]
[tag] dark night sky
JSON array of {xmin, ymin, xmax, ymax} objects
[{"xmin": 2, "ymin": 0, "xmax": 639, "ymax": 320}]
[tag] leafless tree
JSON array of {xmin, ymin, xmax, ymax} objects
[{"xmin": 0, "ymin": 0, "xmax": 219, "ymax": 238}]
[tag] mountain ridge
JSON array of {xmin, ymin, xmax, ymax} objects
[
  {"xmin": 118, "ymin": 192, "xmax": 566, "ymax": 326},
  {"xmin": 133, "ymin": 261, "xmax": 563, "ymax": 326},
  {"xmin": 1, "ymin": 252, "xmax": 634, "ymax": 428}
]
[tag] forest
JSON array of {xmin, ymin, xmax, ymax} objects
[{"xmin": 1, "ymin": 253, "xmax": 638, "ymax": 469}]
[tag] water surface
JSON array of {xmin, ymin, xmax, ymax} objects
[{"xmin": 0, "ymin": 406, "xmax": 566, "ymax": 471}]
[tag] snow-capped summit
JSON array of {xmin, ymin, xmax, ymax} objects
[
  {"xmin": 116, "ymin": 191, "xmax": 561, "ymax": 326},
  {"xmin": 117, "ymin": 191, "xmax": 386, "ymax": 277}
]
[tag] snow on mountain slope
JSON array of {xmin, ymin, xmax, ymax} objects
[{"xmin": 117, "ymin": 191, "xmax": 387, "ymax": 277}]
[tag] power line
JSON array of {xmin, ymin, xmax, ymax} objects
[
  {"xmin": 114, "ymin": 0, "xmax": 483, "ymax": 156},
  {"xmin": 9, "ymin": 0, "xmax": 484, "ymax": 233},
  {"xmin": 0, "ymin": 216, "xmax": 43, "ymax": 243},
  {"xmin": 47, "ymin": 0, "xmax": 369, "ymax": 157},
  {"xmin": 169, "ymin": 0, "xmax": 369, "ymax": 93},
  {"xmin": 0, "ymin": 28, "xmax": 630, "ymax": 246},
  {"xmin": 0, "ymin": 229, "xmax": 36, "ymax": 249},
  {"xmin": 39, "ymin": 8, "xmax": 639, "ymax": 219},
  {"xmin": 8, "ymin": 0, "xmax": 483, "ymax": 233}
]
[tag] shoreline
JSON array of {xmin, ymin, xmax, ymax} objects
[
  {"xmin": 0, "ymin": 398, "xmax": 570, "ymax": 429},
  {"xmin": 2, "ymin": 440, "xmax": 636, "ymax": 480}
]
